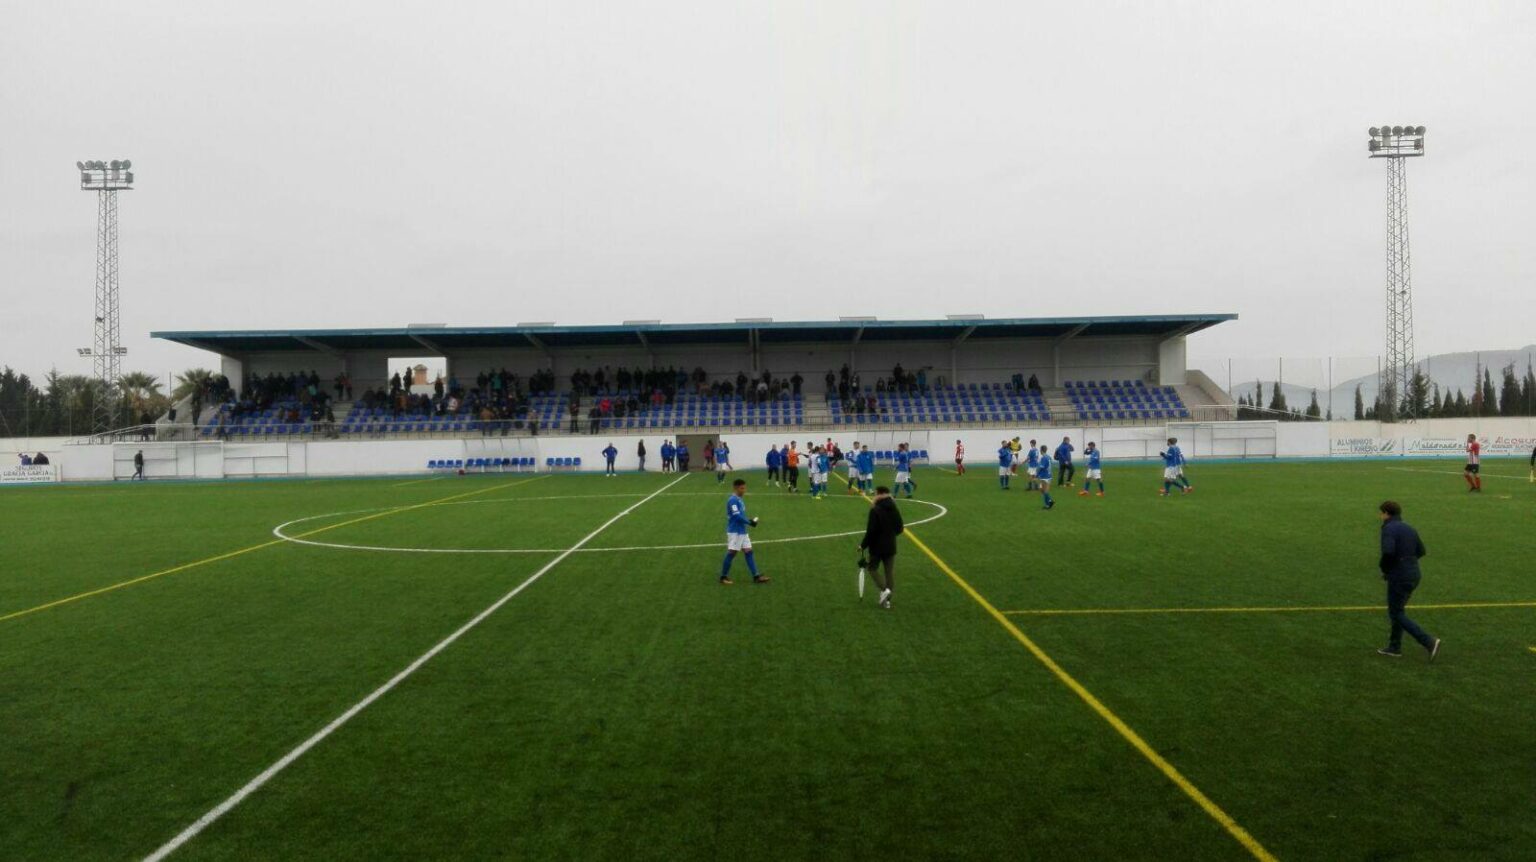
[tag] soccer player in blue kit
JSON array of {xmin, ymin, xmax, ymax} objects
[
  {"xmin": 858, "ymin": 445, "xmax": 876, "ymax": 493},
  {"xmin": 893, "ymin": 443, "xmax": 916, "ymax": 498},
  {"xmin": 1035, "ymin": 445, "xmax": 1056, "ymax": 509},
  {"xmin": 998, "ymin": 440, "xmax": 1013, "ymax": 490},
  {"xmin": 720, "ymin": 478, "xmax": 769, "ymax": 585},
  {"xmin": 1078, "ymin": 441, "xmax": 1105, "ymax": 496},
  {"xmin": 1159, "ymin": 437, "xmax": 1193, "ymax": 496}
]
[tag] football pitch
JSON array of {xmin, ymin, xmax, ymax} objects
[{"xmin": 3, "ymin": 460, "xmax": 1534, "ymax": 860}]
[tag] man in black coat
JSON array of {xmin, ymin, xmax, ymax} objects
[
  {"xmin": 1377, "ymin": 500, "xmax": 1441, "ymax": 661},
  {"xmin": 860, "ymin": 486, "xmax": 905, "ymax": 610}
]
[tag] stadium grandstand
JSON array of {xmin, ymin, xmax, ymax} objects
[{"xmin": 151, "ymin": 313, "xmax": 1236, "ymax": 441}]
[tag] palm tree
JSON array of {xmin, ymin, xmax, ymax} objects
[
  {"xmin": 172, "ymin": 368, "xmax": 216, "ymax": 401},
  {"xmin": 119, "ymin": 371, "xmax": 165, "ymax": 420}
]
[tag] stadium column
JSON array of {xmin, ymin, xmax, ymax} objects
[{"xmin": 220, "ymin": 356, "xmax": 244, "ymax": 396}]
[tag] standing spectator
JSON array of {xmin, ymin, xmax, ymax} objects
[
  {"xmin": 637, "ymin": 440, "xmax": 648, "ymax": 471},
  {"xmin": 602, "ymin": 442, "xmax": 619, "ymax": 476},
  {"xmin": 676, "ymin": 440, "xmax": 691, "ymax": 472},
  {"xmin": 18, "ymin": 452, "xmax": 32, "ymax": 466},
  {"xmin": 791, "ymin": 372, "xmax": 803, "ymax": 395},
  {"xmin": 1376, "ymin": 501, "xmax": 1441, "ymax": 660},
  {"xmin": 703, "ymin": 439, "xmax": 716, "ymax": 472}
]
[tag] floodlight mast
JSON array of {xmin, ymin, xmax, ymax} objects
[
  {"xmin": 1366, "ymin": 126, "xmax": 1425, "ymax": 421},
  {"xmin": 77, "ymin": 159, "xmax": 135, "ymax": 433}
]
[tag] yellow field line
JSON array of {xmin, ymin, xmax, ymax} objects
[
  {"xmin": 1003, "ymin": 600, "xmax": 1536, "ymax": 617},
  {"xmin": 0, "ymin": 475, "xmax": 547, "ymax": 625},
  {"xmin": 833, "ymin": 475, "xmax": 1275, "ymax": 861}
]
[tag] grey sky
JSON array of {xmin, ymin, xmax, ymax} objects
[{"xmin": 3, "ymin": 1, "xmax": 1533, "ymax": 382}]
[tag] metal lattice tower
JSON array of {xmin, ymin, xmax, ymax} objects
[
  {"xmin": 77, "ymin": 159, "xmax": 134, "ymax": 433},
  {"xmin": 1367, "ymin": 126, "xmax": 1424, "ymax": 420}
]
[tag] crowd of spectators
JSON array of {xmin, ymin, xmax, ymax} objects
[
  {"xmin": 562, "ymin": 367, "xmax": 805, "ymax": 434},
  {"xmin": 826, "ymin": 363, "xmax": 938, "ymax": 415}
]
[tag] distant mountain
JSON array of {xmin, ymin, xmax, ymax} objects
[{"xmin": 1201, "ymin": 346, "xmax": 1536, "ymax": 416}]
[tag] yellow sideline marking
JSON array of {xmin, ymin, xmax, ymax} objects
[
  {"xmin": 834, "ymin": 475, "xmax": 1275, "ymax": 861},
  {"xmin": 0, "ymin": 476, "xmax": 547, "ymax": 624},
  {"xmin": 1003, "ymin": 601, "xmax": 1536, "ymax": 617}
]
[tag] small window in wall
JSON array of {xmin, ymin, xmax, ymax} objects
[{"xmin": 388, "ymin": 357, "xmax": 448, "ymax": 394}]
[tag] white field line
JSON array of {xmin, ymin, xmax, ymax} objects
[
  {"xmin": 269, "ymin": 493, "xmax": 948, "ymax": 555},
  {"xmin": 1385, "ymin": 467, "xmax": 1529, "ymax": 480},
  {"xmin": 391, "ymin": 476, "xmax": 447, "ymax": 487},
  {"xmin": 142, "ymin": 472, "xmax": 692, "ymax": 862}
]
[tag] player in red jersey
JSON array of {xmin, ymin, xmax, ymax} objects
[
  {"xmin": 1464, "ymin": 434, "xmax": 1482, "ymax": 492},
  {"xmin": 954, "ymin": 439, "xmax": 966, "ymax": 475}
]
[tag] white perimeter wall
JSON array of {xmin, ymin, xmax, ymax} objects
[{"xmin": 8, "ymin": 417, "xmax": 1534, "ymax": 484}]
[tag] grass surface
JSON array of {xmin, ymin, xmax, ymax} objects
[{"xmin": 2, "ymin": 460, "xmax": 1534, "ymax": 860}]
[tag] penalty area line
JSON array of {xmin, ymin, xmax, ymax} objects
[
  {"xmin": 142, "ymin": 471, "xmax": 690, "ymax": 861},
  {"xmin": 0, "ymin": 475, "xmax": 547, "ymax": 626}
]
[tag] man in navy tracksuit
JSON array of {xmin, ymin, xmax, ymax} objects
[
  {"xmin": 1054, "ymin": 437, "xmax": 1075, "ymax": 487},
  {"xmin": 1377, "ymin": 500, "xmax": 1441, "ymax": 661}
]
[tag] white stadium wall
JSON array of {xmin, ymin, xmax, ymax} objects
[{"xmin": 5, "ymin": 417, "xmax": 1534, "ymax": 484}]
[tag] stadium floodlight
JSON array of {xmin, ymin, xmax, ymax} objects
[
  {"xmin": 76, "ymin": 157, "xmax": 136, "ymax": 432},
  {"xmin": 1364, "ymin": 124, "xmax": 1427, "ymax": 420}
]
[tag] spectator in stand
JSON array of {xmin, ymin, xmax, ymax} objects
[
  {"xmin": 792, "ymin": 372, "xmax": 804, "ymax": 395},
  {"xmin": 1028, "ymin": 373, "xmax": 1041, "ymax": 393},
  {"xmin": 588, "ymin": 406, "xmax": 602, "ymax": 435}
]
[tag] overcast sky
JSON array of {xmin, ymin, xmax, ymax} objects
[{"xmin": 3, "ymin": 1, "xmax": 1533, "ymax": 383}]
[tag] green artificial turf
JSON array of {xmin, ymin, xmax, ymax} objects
[{"xmin": 1, "ymin": 460, "xmax": 1533, "ymax": 860}]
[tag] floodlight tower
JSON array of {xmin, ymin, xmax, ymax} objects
[
  {"xmin": 1366, "ymin": 126, "xmax": 1425, "ymax": 420},
  {"xmin": 77, "ymin": 159, "xmax": 134, "ymax": 433}
]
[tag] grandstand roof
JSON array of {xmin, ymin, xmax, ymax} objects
[{"xmin": 152, "ymin": 314, "xmax": 1236, "ymax": 354}]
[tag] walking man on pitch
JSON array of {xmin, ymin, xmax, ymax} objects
[
  {"xmin": 1376, "ymin": 500, "xmax": 1440, "ymax": 660},
  {"xmin": 1035, "ymin": 445, "xmax": 1056, "ymax": 509},
  {"xmin": 785, "ymin": 442, "xmax": 801, "ymax": 493},
  {"xmin": 132, "ymin": 449, "xmax": 145, "ymax": 481},
  {"xmin": 766, "ymin": 444, "xmax": 782, "ymax": 486},
  {"xmin": 1464, "ymin": 433, "xmax": 1482, "ymax": 492},
  {"xmin": 1054, "ymin": 436, "xmax": 1075, "ymax": 487},
  {"xmin": 1078, "ymin": 442, "xmax": 1105, "ymax": 496},
  {"xmin": 954, "ymin": 439, "xmax": 966, "ymax": 475},
  {"xmin": 602, "ymin": 442, "xmax": 619, "ymax": 477},
  {"xmin": 859, "ymin": 485, "xmax": 905, "ymax": 609},
  {"xmin": 1159, "ymin": 437, "xmax": 1192, "ymax": 496},
  {"xmin": 894, "ymin": 442, "xmax": 916, "ymax": 498},
  {"xmin": 720, "ymin": 478, "xmax": 769, "ymax": 585}
]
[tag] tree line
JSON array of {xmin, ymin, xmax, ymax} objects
[
  {"xmin": 1234, "ymin": 361, "xmax": 1536, "ymax": 422},
  {"xmin": 0, "ymin": 367, "xmax": 215, "ymax": 437}
]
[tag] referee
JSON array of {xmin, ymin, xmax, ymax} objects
[
  {"xmin": 859, "ymin": 486, "xmax": 905, "ymax": 610},
  {"xmin": 1376, "ymin": 500, "xmax": 1441, "ymax": 661}
]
